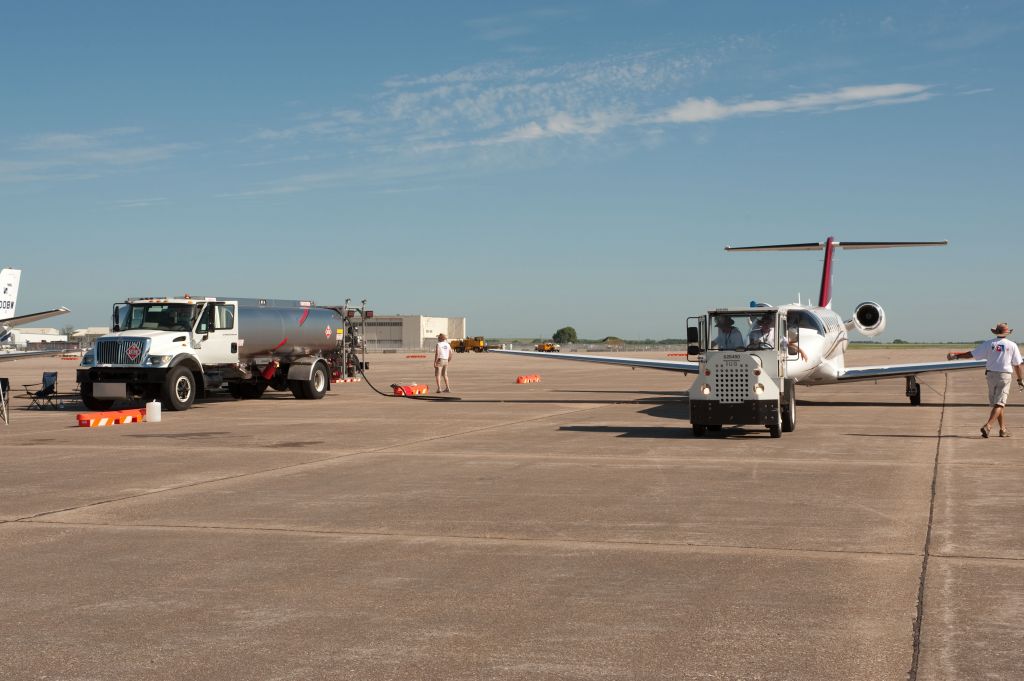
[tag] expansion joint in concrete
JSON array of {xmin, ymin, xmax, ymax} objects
[{"xmin": 908, "ymin": 373, "xmax": 947, "ymax": 680}]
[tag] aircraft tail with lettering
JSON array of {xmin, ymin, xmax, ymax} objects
[{"xmin": 0, "ymin": 268, "xmax": 21, "ymax": 321}]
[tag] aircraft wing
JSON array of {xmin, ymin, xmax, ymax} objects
[
  {"xmin": 2, "ymin": 307, "xmax": 71, "ymax": 328},
  {"xmin": 837, "ymin": 358, "xmax": 986, "ymax": 382},
  {"xmin": 0, "ymin": 348, "xmax": 68, "ymax": 362},
  {"xmin": 490, "ymin": 349, "xmax": 700, "ymax": 373}
]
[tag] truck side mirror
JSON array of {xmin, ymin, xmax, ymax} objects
[{"xmin": 686, "ymin": 326, "xmax": 700, "ymax": 356}]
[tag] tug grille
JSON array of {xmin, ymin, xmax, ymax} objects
[{"xmin": 712, "ymin": 367, "xmax": 751, "ymax": 403}]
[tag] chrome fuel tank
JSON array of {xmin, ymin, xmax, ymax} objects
[{"xmin": 237, "ymin": 305, "xmax": 344, "ymax": 359}]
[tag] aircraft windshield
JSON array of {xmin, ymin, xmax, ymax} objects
[
  {"xmin": 710, "ymin": 311, "xmax": 777, "ymax": 351},
  {"xmin": 121, "ymin": 303, "xmax": 197, "ymax": 332}
]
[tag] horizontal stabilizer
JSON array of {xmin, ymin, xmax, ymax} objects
[{"xmin": 725, "ymin": 240, "xmax": 947, "ymax": 252}]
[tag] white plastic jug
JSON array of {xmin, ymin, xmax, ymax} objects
[{"xmin": 146, "ymin": 400, "xmax": 162, "ymax": 423}]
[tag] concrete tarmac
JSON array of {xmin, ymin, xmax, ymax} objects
[{"xmin": 0, "ymin": 348, "xmax": 1021, "ymax": 680}]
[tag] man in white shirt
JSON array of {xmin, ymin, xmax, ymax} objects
[
  {"xmin": 948, "ymin": 322, "xmax": 1024, "ymax": 437},
  {"xmin": 434, "ymin": 333, "xmax": 453, "ymax": 393},
  {"xmin": 711, "ymin": 316, "xmax": 744, "ymax": 350}
]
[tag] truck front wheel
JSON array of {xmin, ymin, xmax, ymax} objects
[
  {"xmin": 80, "ymin": 382, "xmax": 114, "ymax": 411},
  {"xmin": 162, "ymin": 366, "xmax": 196, "ymax": 411}
]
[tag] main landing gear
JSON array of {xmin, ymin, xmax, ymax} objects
[{"xmin": 906, "ymin": 375, "xmax": 922, "ymax": 406}]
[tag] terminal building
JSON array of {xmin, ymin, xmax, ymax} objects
[{"xmin": 361, "ymin": 315, "xmax": 466, "ymax": 351}]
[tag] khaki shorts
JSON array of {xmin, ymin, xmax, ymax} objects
[
  {"xmin": 435, "ymin": 359, "xmax": 449, "ymax": 374},
  {"xmin": 986, "ymin": 371, "xmax": 1011, "ymax": 407}
]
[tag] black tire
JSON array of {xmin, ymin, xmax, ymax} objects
[
  {"xmin": 909, "ymin": 390, "xmax": 922, "ymax": 406},
  {"xmin": 769, "ymin": 424, "xmax": 781, "ymax": 438},
  {"xmin": 782, "ymin": 386, "xmax": 796, "ymax": 433},
  {"xmin": 708, "ymin": 424, "xmax": 723, "ymax": 432},
  {"xmin": 288, "ymin": 380, "xmax": 306, "ymax": 399},
  {"xmin": 161, "ymin": 366, "xmax": 196, "ymax": 411},
  {"xmin": 303, "ymin": 362, "xmax": 329, "ymax": 400},
  {"xmin": 80, "ymin": 382, "xmax": 114, "ymax": 411},
  {"xmin": 229, "ymin": 382, "xmax": 267, "ymax": 399},
  {"xmin": 692, "ymin": 423, "xmax": 707, "ymax": 437}
]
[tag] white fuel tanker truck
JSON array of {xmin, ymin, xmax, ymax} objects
[{"xmin": 77, "ymin": 297, "xmax": 369, "ymax": 411}]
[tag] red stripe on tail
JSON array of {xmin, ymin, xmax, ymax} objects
[{"xmin": 818, "ymin": 236, "xmax": 835, "ymax": 308}]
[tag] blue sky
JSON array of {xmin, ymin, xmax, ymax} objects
[{"xmin": 2, "ymin": 1, "xmax": 1021, "ymax": 341}]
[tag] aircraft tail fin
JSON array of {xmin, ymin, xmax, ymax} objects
[
  {"xmin": 0, "ymin": 268, "xmax": 21, "ymax": 321},
  {"xmin": 725, "ymin": 239, "xmax": 948, "ymax": 309}
]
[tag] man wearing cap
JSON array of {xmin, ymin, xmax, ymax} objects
[
  {"xmin": 434, "ymin": 333, "xmax": 453, "ymax": 393},
  {"xmin": 711, "ymin": 316, "xmax": 744, "ymax": 350},
  {"xmin": 948, "ymin": 322, "xmax": 1024, "ymax": 438}
]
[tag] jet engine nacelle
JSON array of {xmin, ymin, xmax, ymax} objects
[{"xmin": 847, "ymin": 301, "xmax": 886, "ymax": 337}]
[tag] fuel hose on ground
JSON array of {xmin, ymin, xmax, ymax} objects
[{"xmin": 343, "ymin": 318, "xmax": 461, "ymax": 401}]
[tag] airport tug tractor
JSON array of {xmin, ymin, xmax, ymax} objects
[
  {"xmin": 78, "ymin": 296, "xmax": 371, "ymax": 412},
  {"xmin": 686, "ymin": 308, "xmax": 799, "ymax": 438}
]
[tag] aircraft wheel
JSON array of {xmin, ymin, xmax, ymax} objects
[
  {"xmin": 781, "ymin": 386, "xmax": 796, "ymax": 432},
  {"xmin": 692, "ymin": 423, "xmax": 707, "ymax": 437}
]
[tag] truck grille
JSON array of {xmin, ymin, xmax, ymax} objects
[
  {"xmin": 95, "ymin": 338, "xmax": 149, "ymax": 365},
  {"xmin": 712, "ymin": 366, "xmax": 752, "ymax": 404}
]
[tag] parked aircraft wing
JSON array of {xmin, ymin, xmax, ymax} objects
[
  {"xmin": 837, "ymin": 359, "xmax": 986, "ymax": 381},
  {"xmin": 490, "ymin": 349, "xmax": 700, "ymax": 373},
  {"xmin": 0, "ymin": 348, "xmax": 67, "ymax": 362},
  {"xmin": 2, "ymin": 307, "xmax": 70, "ymax": 328}
]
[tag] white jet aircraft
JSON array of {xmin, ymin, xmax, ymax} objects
[
  {"xmin": 493, "ymin": 238, "xmax": 985, "ymax": 405},
  {"xmin": 1, "ymin": 267, "xmax": 71, "ymax": 361}
]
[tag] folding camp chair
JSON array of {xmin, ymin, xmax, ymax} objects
[
  {"xmin": 23, "ymin": 371, "xmax": 58, "ymax": 409},
  {"xmin": 0, "ymin": 377, "xmax": 9, "ymax": 425}
]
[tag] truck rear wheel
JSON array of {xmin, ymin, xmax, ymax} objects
[
  {"xmin": 162, "ymin": 366, "xmax": 196, "ymax": 411},
  {"xmin": 290, "ymin": 362, "xmax": 329, "ymax": 400},
  {"xmin": 80, "ymin": 382, "xmax": 114, "ymax": 411},
  {"xmin": 304, "ymin": 362, "xmax": 329, "ymax": 400}
]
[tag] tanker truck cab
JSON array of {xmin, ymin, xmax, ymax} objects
[
  {"xmin": 78, "ymin": 297, "xmax": 240, "ymax": 411},
  {"xmin": 687, "ymin": 307, "xmax": 801, "ymax": 438}
]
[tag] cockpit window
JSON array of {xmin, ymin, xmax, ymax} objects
[{"xmin": 786, "ymin": 310, "xmax": 826, "ymax": 336}]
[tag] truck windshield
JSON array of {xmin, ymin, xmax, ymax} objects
[
  {"xmin": 710, "ymin": 311, "xmax": 777, "ymax": 351},
  {"xmin": 122, "ymin": 304, "xmax": 197, "ymax": 331}
]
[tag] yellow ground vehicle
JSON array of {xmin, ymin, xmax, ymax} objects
[
  {"xmin": 535, "ymin": 342, "xmax": 560, "ymax": 352},
  {"xmin": 452, "ymin": 336, "xmax": 489, "ymax": 353}
]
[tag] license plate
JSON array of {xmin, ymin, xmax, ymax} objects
[{"xmin": 93, "ymin": 383, "xmax": 127, "ymax": 399}]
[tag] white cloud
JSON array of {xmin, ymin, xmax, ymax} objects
[
  {"xmin": 1, "ymin": 128, "xmax": 189, "ymax": 183},
  {"xmin": 651, "ymin": 84, "xmax": 933, "ymax": 124}
]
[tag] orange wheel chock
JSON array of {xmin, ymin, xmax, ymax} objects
[
  {"xmin": 515, "ymin": 374, "xmax": 541, "ymax": 384},
  {"xmin": 76, "ymin": 408, "xmax": 147, "ymax": 428},
  {"xmin": 392, "ymin": 384, "xmax": 430, "ymax": 396}
]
